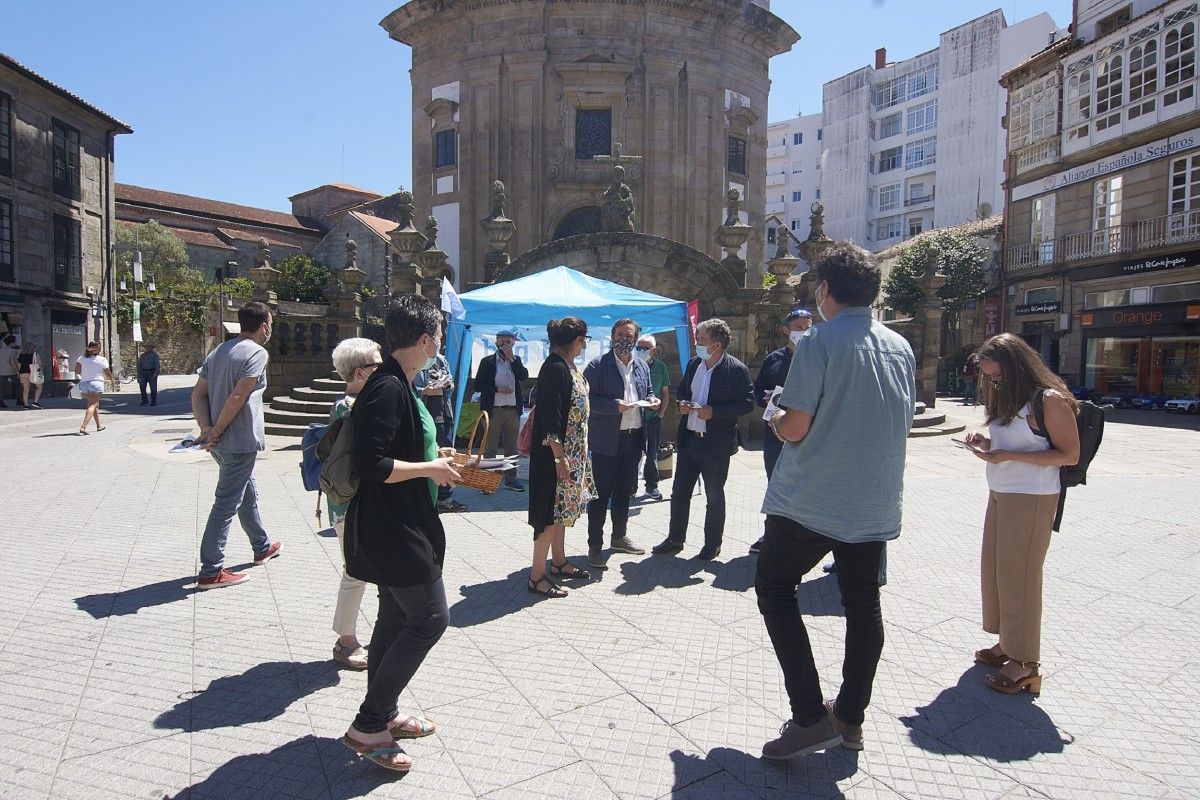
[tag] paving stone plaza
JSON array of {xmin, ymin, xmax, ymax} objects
[{"xmin": 1, "ymin": 377, "xmax": 1198, "ymax": 800}]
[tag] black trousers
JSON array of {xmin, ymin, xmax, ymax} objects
[
  {"xmin": 354, "ymin": 578, "xmax": 449, "ymax": 733},
  {"xmin": 587, "ymin": 428, "xmax": 644, "ymax": 549},
  {"xmin": 641, "ymin": 416, "xmax": 662, "ymax": 491},
  {"xmin": 667, "ymin": 431, "xmax": 731, "ymax": 546},
  {"xmin": 138, "ymin": 371, "xmax": 158, "ymax": 404},
  {"xmin": 755, "ymin": 515, "xmax": 886, "ymax": 727},
  {"xmin": 763, "ymin": 432, "xmax": 783, "ymax": 479}
]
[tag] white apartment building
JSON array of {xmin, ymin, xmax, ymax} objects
[
  {"xmin": 764, "ymin": 113, "xmax": 823, "ymax": 249},
  {"xmin": 820, "ymin": 9, "xmax": 1063, "ymax": 251}
]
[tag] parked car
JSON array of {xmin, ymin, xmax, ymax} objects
[
  {"xmin": 1068, "ymin": 385, "xmax": 1094, "ymax": 402},
  {"xmin": 1098, "ymin": 391, "xmax": 1134, "ymax": 408},
  {"xmin": 1165, "ymin": 395, "xmax": 1200, "ymax": 414},
  {"xmin": 1131, "ymin": 392, "xmax": 1173, "ymax": 410}
]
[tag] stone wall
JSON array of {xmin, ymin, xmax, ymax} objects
[{"xmin": 119, "ymin": 327, "xmax": 206, "ymax": 376}]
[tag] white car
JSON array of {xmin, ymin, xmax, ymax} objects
[{"xmin": 1165, "ymin": 395, "xmax": 1200, "ymax": 414}]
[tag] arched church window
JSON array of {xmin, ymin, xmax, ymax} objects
[
  {"xmin": 575, "ymin": 109, "xmax": 612, "ymax": 160},
  {"xmin": 552, "ymin": 206, "xmax": 603, "ymax": 240}
]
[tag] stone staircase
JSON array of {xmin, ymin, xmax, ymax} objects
[
  {"xmin": 264, "ymin": 374, "xmax": 346, "ymax": 437},
  {"xmin": 909, "ymin": 401, "xmax": 966, "ymax": 437}
]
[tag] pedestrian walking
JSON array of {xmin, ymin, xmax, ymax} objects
[
  {"xmin": 414, "ymin": 349, "xmax": 467, "ymax": 513},
  {"xmin": 17, "ymin": 342, "xmax": 45, "ymax": 409},
  {"xmin": 652, "ymin": 318, "xmax": 753, "ymax": 561},
  {"xmin": 962, "ymin": 355, "xmax": 980, "ymax": 406},
  {"xmin": 474, "ymin": 331, "xmax": 527, "ymax": 492},
  {"xmin": 527, "ymin": 316, "xmax": 596, "ymax": 597},
  {"xmin": 190, "ymin": 302, "xmax": 280, "ymax": 589},
  {"xmin": 755, "ymin": 243, "xmax": 916, "ymax": 759},
  {"xmin": 635, "ymin": 334, "xmax": 671, "ymax": 501},
  {"xmin": 748, "ymin": 308, "xmax": 812, "ymax": 554},
  {"xmin": 74, "ymin": 342, "xmax": 115, "ymax": 435},
  {"xmin": 340, "ymin": 293, "xmax": 460, "ymax": 772},
  {"xmin": 138, "ymin": 343, "xmax": 161, "ymax": 406},
  {"xmin": 0, "ymin": 334, "xmax": 19, "ymax": 407},
  {"xmin": 966, "ymin": 333, "xmax": 1080, "ymax": 695},
  {"xmin": 326, "ymin": 337, "xmax": 384, "ymax": 670},
  {"xmin": 583, "ymin": 318, "xmax": 657, "ymax": 569}
]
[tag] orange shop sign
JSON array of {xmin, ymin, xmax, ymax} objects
[{"xmin": 1081, "ymin": 303, "xmax": 1197, "ymax": 328}]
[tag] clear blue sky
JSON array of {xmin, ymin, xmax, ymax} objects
[{"xmin": 5, "ymin": 0, "xmax": 1074, "ymax": 213}]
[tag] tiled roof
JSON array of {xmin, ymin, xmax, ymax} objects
[
  {"xmin": 349, "ymin": 211, "xmax": 399, "ymax": 242},
  {"xmin": 216, "ymin": 228, "xmax": 304, "ymax": 250},
  {"xmin": 117, "ymin": 220, "xmax": 237, "ymax": 251},
  {"xmin": 1000, "ymin": 36, "xmax": 1076, "ymax": 84},
  {"xmin": 288, "ymin": 183, "xmax": 382, "ymax": 201},
  {"xmin": 876, "ymin": 214, "xmax": 1004, "ymax": 260},
  {"xmin": 0, "ymin": 53, "xmax": 132, "ymax": 133},
  {"xmin": 117, "ymin": 183, "xmax": 325, "ymax": 234}
]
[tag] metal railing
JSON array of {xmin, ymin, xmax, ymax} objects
[
  {"xmin": 904, "ymin": 192, "xmax": 935, "ymax": 207},
  {"xmin": 1132, "ymin": 210, "xmax": 1200, "ymax": 249},
  {"xmin": 1006, "ymin": 211, "xmax": 1200, "ymax": 272},
  {"xmin": 1061, "ymin": 225, "xmax": 1128, "ymax": 262}
]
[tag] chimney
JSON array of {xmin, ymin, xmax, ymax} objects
[{"xmin": 875, "ymin": 47, "xmax": 887, "ymax": 69}]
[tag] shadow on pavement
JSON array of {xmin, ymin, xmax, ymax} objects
[
  {"xmin": 613, "ymin": 554, "xmax": 706, "ymax": 595},
  {"xmin": 701, "ymin": 554, "xmax": 757, "ymax": 593},
  {"xmin": 155, "ymin": 660, "xmax": 341, "ymax": 732},
  {"xmin": 447, "ymin": 568, "xmax": 541, "ymax": 627},
  {"xmin": 900, "ymin": 666, "xmax": 1070, "ymax": 761},
  {"xmin": 795, "ymin": 573, "xmax": 846, "ymax": 617},
  {"xmin": 75, "ymin": 576, "xmax": 197, "ymax": 618},
  {"xmin": 668, "ymin": 746, "xmax": 858, "ymax": 799},
  {"xmin": 169, "ymin": 734, "xmax": 405, "ymax": 799}
]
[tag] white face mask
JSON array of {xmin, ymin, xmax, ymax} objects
[
  {"xmin": 788, "ymin": 330, "xmax": 806, "ymax": 347},
  {"xmin": 815, "ymin": 284, "xmax": 829, "ymax": 322}
]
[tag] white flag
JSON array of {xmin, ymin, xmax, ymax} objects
[{"xmin": 441, "ymin": 277, "xmax": 466, "ymax": 319}]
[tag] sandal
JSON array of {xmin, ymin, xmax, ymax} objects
[
  {"xmin": 339, "ymin": 734, "xmax": 413, "ymax": 772},
  {"xmin": 96, "ymin": 426, "xmax": 107, "ymax": 432},
  {"xmin": 985, "ymin": 661, "xmax": 1042, "ymax": 694},
  {"xmin": 974, "ymin": 644, "xmax": 1009, "ymax": 668},
  {"xmin": 78, "ymin": 429, "xmax": 89, "ymax": 436},
  {"xmin": 550, "ymin": 560, "xmax": 592, "ymax": 581},
  {"xmin": 389, "ymin": 715, "xmax": 437, "ymax": 740},
  {"xmin": 333, "ymin": 641, "xmax": 368, "ymax": 670},
  {"xmin": 527, "ymin": 575, "xmax": 568, "ymax": 598}
]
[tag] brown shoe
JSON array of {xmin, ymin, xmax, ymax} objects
[
  {"xmin": 824, "ymin": 700, "xmax": 864, "ymax": 750},
  {"xmin": 762, "ymin": 715, "xmax": 842, "ymax": 760},
  {"xmin": 197, "ymin": 569, "xmax": 248, "ymax": 590}
]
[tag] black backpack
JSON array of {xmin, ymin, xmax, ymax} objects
[{"xmin": 1032, "ymin": 389, "xmax": 1105, "ymax": 488}]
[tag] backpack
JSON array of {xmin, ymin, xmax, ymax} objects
[
  {"xmin": 1032, "ymin": 389, "xmax": 1105, "ymax": 488},
  {"xmin": 316, "ymin": 409, "xmax": 360, "ymax": 507},
  {"xmin": 299, "ymin": 423, "xmax": 327, "ymax": 492}
]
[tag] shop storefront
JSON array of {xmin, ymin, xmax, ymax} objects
[
  {"xmin": 1081, "ymin": 303, "xmax": 1200, "ymax": 395},
  {"xmin": 0, "ymin": 290, "xmax": 23, "ymax": 344},
  {"xmin": 1015, "ymin": 300, "xmax": 1064, "ymax": 372},
  {"xmin": 49, "ymin": 309, "xmax": 88, "ymax": 381}
]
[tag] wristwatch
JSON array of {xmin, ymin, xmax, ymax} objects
[{"xmin": 554, "ymin": 457, "xmax": 565, "ymax": 464}]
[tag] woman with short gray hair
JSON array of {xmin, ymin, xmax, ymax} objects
[{"xmin": 327, "ymin": 336, "xmax": 383, "ymax": 670}]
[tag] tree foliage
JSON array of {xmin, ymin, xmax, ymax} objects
[
  {"xmin": 273, "ymin": 255, "xmax": 332, "ymax": 303},
  {"xmin": 881, "ymin": 229, "xmax": 989, "ymax": 318}
]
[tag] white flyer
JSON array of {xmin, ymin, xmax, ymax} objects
[{"xmin": 762, "ymin": 386, "xmax": 784, "ymax": 422}]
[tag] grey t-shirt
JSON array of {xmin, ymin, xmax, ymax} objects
[
  {"xmin": 0, "ymin": 345, "xmax": 18, "ymax": 376},
  {"xmin": 199, "ymin": 337, "xmax": 268, "ymax": 453}
]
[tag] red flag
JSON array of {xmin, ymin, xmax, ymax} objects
[{"xmin": 686, "ymin": 300, "xmax": 700, "ymax": 344}]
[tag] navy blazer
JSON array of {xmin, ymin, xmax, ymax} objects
[
  {"xmin": 474, "ymin": 352, "xmax": 529, "ymax": 412},
  {"xmin": 584, "ymin": 350, "xmax": 652, "ymax": 457},
  {"xmin": 676, "ymin": 354, "xmax": 754, "ymax": 457}
]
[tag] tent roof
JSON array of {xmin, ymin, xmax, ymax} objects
[{"xmin": 455, "ymin": 266, "xmax": 688, "ymax": 334}]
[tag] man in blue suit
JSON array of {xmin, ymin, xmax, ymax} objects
[
  {"xmin": 653, "ymin": 318, "xmax": 753, "ymax": 561},
  {"xmin": 584, "ymin": 318, "xmax": 659, "ymax": 569}
]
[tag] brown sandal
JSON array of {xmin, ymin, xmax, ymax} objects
[
  {"xmin": 550, "ymin": 560, "xmax": 592, "ymax": 581},
  {"xmin": 527, "ymin": 575, "xmax": 568, "ymax": 598},
  {"xmin": 985, "ymin": 661, "xmax": 1042, "ymax": 694},
  {"xmin": 974, "ymin": 645, "xmax": 1010, "ymax": 668}
]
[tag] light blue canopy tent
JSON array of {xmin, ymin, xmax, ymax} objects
[{"xmin": 446, "ymin": 266, "xmax": 693, "ymax": 428}]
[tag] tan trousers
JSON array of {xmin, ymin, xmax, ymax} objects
[
  {"xmin": 981, "ymin": 491, "xmax": 1058, "ymax": 663},
  {"xmin": 332, "ymin": 521, "xmax": 367, "ymax": 638},
  {"xmin": 484, "ymin": 405, "xmax": 520, "ymax": 458}
]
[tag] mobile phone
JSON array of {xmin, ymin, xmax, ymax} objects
[
  {"xmin": 950, "ymin": 438, "xmax": 980, "ymax": 452},
  {"xmin": 679, "ymin": 400, "xmax": 700, "ymax": 409}
]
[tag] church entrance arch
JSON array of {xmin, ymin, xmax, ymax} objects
[{"xmin": 551, "ymin": 206, "xmax": 603, "ymax": 240}]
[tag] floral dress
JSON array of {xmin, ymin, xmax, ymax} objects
[{"xmin": 544, "ymin": 367, "xmax": 596, "ymax": 526}]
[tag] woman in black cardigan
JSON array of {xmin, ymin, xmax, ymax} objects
[
  {"xmin": 341, "ymin": 294, "xmax": 461, "ymax": 773},
  {"xmin": 528, "ymin": 317, "xmax": 596, "ymax": 597}
]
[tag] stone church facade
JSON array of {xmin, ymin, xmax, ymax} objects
[{"xmin": 382, "ymin": 0, "xmax": 799, "ymax": 288}]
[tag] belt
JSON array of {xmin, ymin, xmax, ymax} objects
[
  {"xmin": 683, "ymin": 429, "xmax": 706, "ymax": 438},
  {"xmin": 619, "ymin": 428, "xmax": 643, "ymax": 435}
]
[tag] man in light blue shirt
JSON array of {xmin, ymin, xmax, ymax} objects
[{"xmin": 756, "ymin": 242, "xmax": 916, "ymax": 761}]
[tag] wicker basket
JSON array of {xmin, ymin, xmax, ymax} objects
[{"xmin": 451, "ymin": 410, "xmax": 505, "ymax": 493}]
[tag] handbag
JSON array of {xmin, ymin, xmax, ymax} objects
[
  {"xmin": 516, "ymin": 407, "xmax": 537, "ymax": 457},
  {"xmin": 30, "ymin": 359, "xmax": 45, "ymax": 385},
  {"xmin": 69, "ymin": 382, "xmax": 82, "ymax": 400},
  {"xmin": 451, "ymin": 411, "xmax": 504, "ymax": 493}
]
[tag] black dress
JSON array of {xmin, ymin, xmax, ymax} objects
[{"xmin": 528, "ymin": 352, "xmax": 593, "ymax": 536}]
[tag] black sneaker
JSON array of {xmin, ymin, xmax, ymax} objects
[
  {"xmin": 651, "ymin": 538, "xmax": 684, "ymax": 555},
  {"xmin": 749, "ymin": 537, "xmax": 764, "ymax": 554},
  {"xmin": 696, "ymin": 544, "xmax": 721, "ymax": 561},
  {"xmin": 504, "ymin": 479, "xmax": 526, "ymax": 493},
  {"xmin": 31, "ymin": 402, "xmax": 43, "ymax": 409},
  {"xmin": 646, "ymin": 488, "xmax": 663, "ymax": 501}
]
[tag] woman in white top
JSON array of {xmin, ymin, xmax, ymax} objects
[
  {"xmin": 74, "ymin": 341, "xmax": 115, "ymax": 435},
  {"xmin": 965, "ymin": 333, "xmax": 1080, "ymax": 695}
]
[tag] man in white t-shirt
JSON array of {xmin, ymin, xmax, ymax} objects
[{"xmin": 0, "ymin": 335, "xmax": 19, "ymax": 408}]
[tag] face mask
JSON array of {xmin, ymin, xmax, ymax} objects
[
  {"xmin": 815, "ymin": 285, "xmax": 829, "ymax": 322},
  {"xmin": 788, "ymin": 331, "xmax": 805, "ymax": 347},
  {"xmin": 634, "ymin": 349, "xmax": 649, "ymax": 362},
  {"xmin": 696, "ymin": 345, "xmax": 711, "ymax": 360},
  {"xmin": 612, "ymin": 339, "xmax": 634, "ymax": 356}
]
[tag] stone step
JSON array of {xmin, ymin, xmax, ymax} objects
[
  {"xmin": 294, "ymin": 386, "xmax": 344, "ymax": 401},
  {"xmin": 265, "ymin": 421, "xmax": 309, "ymax": 437},
  {"xmin": 271, "ymin": 396, "xmax": 337, "ymax": 415},
  {"xmin": 914, "ymin": 401, "xmax": 927, "ymax": 416},
  {"xmin": 909, "ymin": 422, "xmax": 967, "ymax": 438},
  {"xmin": 313, "ymin": 377, "xmax": 347, "ymax": 391},
  {"xmin": 911, "ymin": 411, "xmax": 947, "ymax": 428},
  {"xmin": 264, "ymin": 407, "xmax": 329, "ymax": 426}
]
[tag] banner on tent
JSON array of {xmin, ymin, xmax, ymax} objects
[{"xmin": 470, "ymin": 335, "xmax": 618, "ymax": 380}]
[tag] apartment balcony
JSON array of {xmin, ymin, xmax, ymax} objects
[
  {"xmin": 766, "ymin": 171, "xmax": 787, "ymax": 187},
  {"xmin": 1006, "ymin": 212, "xmax": 1200, "ymax": 273},
  {"xmin": 1013, "ymin": 140, "xmax": 1058, "ymax": 176},
  {"xmin": 767, "ymin": 144, "xmax": 788, "ymax": 160},
  {"xmin": 766, "ymin": 200, "xmax": 786, "ymax": 214},
  {"xmin": 904, "ymin": 191, "xmax": 935, "ymax": 208}
]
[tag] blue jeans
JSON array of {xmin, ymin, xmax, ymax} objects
[
  {"xmin": 199, "ymin": 450, "xmax": 272, "ymax": 577},
  {"xmin": 763, "ymin": 432, "xmax": 783, "ymax": 480},
  {"xmin": 354, "ymin": 578, "xmax": 449, "ymax": 733}
]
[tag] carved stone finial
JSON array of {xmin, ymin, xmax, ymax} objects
[
  {"xmin": 488, "ymin": 180, "xmax": 508, "ymax": 220},
  {"xmin": 396, "ymin": 189, "xmax": 415, "ymax": 228},
  {"xmin": 423, "ymin": 216, "xmax": 439, "ymax": 250},
  {"xmin": 715, "ymin": 187, "xmax": 753, "ymax": 286},
  {"xmin": 481, "ymin": 179, "xmax": 516, "ymax": 280},
  {"xmin": 806, "ymin": 200, "xmax": 830, "ymax": 243},
  {"xmin": 924, "ymin": 243, "xmax": 942, "ymax": 276},
  {"xmin": 254, "ymin": 237, "xmax": 271, "ymax": 269},
  {"xmin": 345, "ymin": 237, "xmax": 358, "ymax": 269},
  {"xmin": 774, "ymin": 226, "xmax": 792, "ymax": 260},
  {"xmin": 723, "ymin": 188, "xmax": 742, "ymax": 227}
]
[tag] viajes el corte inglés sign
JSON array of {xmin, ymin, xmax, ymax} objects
[{"xmin": 1011, "ymin": 126, "xmax": 1200, "ymax": 203}]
